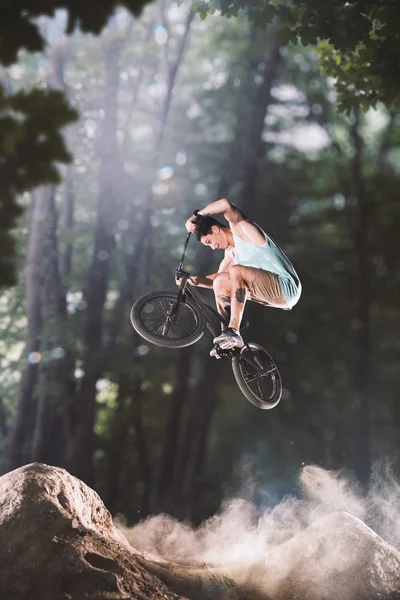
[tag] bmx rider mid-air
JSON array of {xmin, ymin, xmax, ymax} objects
[{"xmin": 184, "ymin": 198, "xmax": 302, "ymax": 358}]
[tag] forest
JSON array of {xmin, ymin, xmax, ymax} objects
[{"xmin": 0, "ymin": 0, "xmax": 400, "ymax": 527}]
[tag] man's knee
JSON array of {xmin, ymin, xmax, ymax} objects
[
  {"xmin": 213, "ymin": 272, "xmax": 229, "ymax": 292},
  {"xmin": 228, "ymin": 264, "xmax": 245, "ymax": 280}
]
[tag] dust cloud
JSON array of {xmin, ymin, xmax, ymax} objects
[{"xmin": 118, "ymin": 464, "xmax": 400, "ymax": 597}]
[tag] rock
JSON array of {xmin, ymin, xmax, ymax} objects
[
  {"xmin": 0, "ymin": 463, "xmax": 259, "ymax": 600},
  {"xmin": 239, "ymin": 511, "xmax": 400, "ymax": 600},
  {"xmin": 0, "ymin": 463, "xmax": 187, "ymax": 600},
  {"xmin": 1, "ymin": 464, "xmax": 400, "ymax": 600},
  {"xmin": 135, "ymin": 556, "xmax": 268, "ymax": 600},
  {"xmin": 146, "ymin": 510, "xmax": 400, "ymax": 600}
]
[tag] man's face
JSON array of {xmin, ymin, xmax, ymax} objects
[{"xmin": 201, "ymin": 225, "xmax": 229, "ymax": 250}]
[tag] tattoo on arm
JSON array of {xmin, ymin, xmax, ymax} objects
[
  {"xmin": 217, "ymin": 294, "xmax": 231, "ymax": 305},
  {"xmin": 235, "ymin": 287, "xmax": 246, "ymax": 304}
]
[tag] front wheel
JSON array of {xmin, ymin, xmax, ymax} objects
[
  {"xmin": 130, "ymin": 291, "xmax": 206, "ymax": 349},
  {"xmin": 232, "ymin": 343, "xmax": 282, "ymax": 409}
]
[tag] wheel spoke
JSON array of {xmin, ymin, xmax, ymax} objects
[
  {"xmin": 155, "ymin": 322, "xmax": 167, "ymax": 335},
  {"xmin": 157, "ymin": 299, "xmax": 169, "ymax": 318},
  {"xmin": 244, "ymin": 366, "xmax": 276, "ymax": 384},
  {"xmin": 238, "ymin": 347, "xmax": 279, "ymax": 402},
  {"xmin": 175, "ymin": 319, "xmax": 191, "ymax": 335},
  {"xmin": 139, "ymin": 296, "xmax": 198, "ymax": 341}
]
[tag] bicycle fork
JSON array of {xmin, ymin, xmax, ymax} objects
[{"xmin": 162, "ymin": 278, "xmax": 188, "ymax": 336}]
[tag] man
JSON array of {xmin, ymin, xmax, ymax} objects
[{"xmin": 184, "ymin": 198, "xmax": 301, "ymax": 357}]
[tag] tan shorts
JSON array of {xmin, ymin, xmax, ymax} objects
[{"xmin": 247, "ymin": 267, "xmax": 286, "ymax": 307}]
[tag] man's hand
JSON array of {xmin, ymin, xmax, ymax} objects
[
  {"xmin": 185, "ymin": 215, "xmax": 198, "ymax": 233},
  {"xmin": 175, "ymin": 275, "xmax": 195, "ymax": 286}
]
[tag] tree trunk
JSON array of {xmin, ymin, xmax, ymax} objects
[
  {"xmin": 3, "ymin": 189, "xmax": 49, "ymax": 472},
  {"xmin": 30, "ymin": 187, "xmax": 73, "ymax": 466},
  {"xmin": 103, "ymin": 201, "xmax": 150, "ymax": 367},
  {"xmin": 182, "ymin": 360, "xmax": 219, "ymax": 520},
  {"xmin": 60, "ymin": 168, "xmax": 74, "ymax": 278},
  {"xmin": 105, "ymin": 375, "xmax": 130, "ymax": 515},
  {"xmin": 67, "ymin": 32, "xmax": 123, "ymax": 484},
  {"xmin": 0, "ymin": 396, "xmax": 8, "ymax": 439},
  {"xmin": 154, "ymin": 0, "xmax": 195, "ymax": 152},
  {"xmin": 130, "ymin": 375, "xmax": 151, "ymax": 518},
  {"xmin": 347, "ymin": 111, "xmax": 372, "ymax": 487},
  {"xmin": 156, "ymin": 346, "xmax": 194, "ymax": 512},
  {"xmin": 236, "ymin": 30, "xmax": 283, "ymax": 213},
  {"xmin": 164, "ymin": 356, "xmax": 219, "ymax": 518},
  {"xmin": 213, "ymin": 26, "xmax": 282, "ymax": 209}
]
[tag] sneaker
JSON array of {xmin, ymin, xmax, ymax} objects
[{"xmin": 213, "ymin": 327, "xmax": 244, "ymax": 350}]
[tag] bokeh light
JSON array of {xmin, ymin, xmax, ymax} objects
[
  {"xmin": 27, "ymin": 352, "xmax": 42, "ymax": 365},
  {"xmin": 176, "ymin": 152, "xmax": 187, "ymax": 166},
  {"xmin": 162, "ymin": 382, "xmax": 173, "ymax": 394},
  {"xmin": 154, "ymin": 25, "xmax": 168, "ymax": 45},
  {"xmin": 159, "ymin": 166, "xmax": 174, "ymax": 180}
]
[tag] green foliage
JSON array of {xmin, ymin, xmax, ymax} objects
[
  {"xmin": 0, "ymin": 88, "xmax": 77, "ymax": 287},
  {"xmin": 0, "ymin": 0, "xmax": 153, "ymax": 65},
  {"xmin": 199, "ymin": 0, "xmax": 400, "ymax": 113},
  {"xmin": 0, "ymin": 88, "xmax": 77, "ymax": 189}
]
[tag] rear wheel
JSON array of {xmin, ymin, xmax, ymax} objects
[
  {"xmin": 232, "ymin": 342, "xmax": 282, "ymax": 409},
  {"xmin": 130, "ymin": 291, "xmax": 205, "ymax": 349}
]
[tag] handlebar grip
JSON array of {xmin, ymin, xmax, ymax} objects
[{"xmin": 192, "ymin": 209, "xmax": 203, "ymax": 225}]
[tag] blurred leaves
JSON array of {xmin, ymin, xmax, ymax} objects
[
  {"xmin": 0, "ymin": 0, "xmax": 154, "ymax": 65},
  {"xmin": 0, "ymin": 88, "xmax": 78, "ymax": 287},
  {"xmin": 199, "ymin": 0, "xmax": 400, "ymax": 113}
]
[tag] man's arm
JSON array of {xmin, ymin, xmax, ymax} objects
[
  {"xmin": 197, "ymin": 198, "xmax": 244, "ymax": 224},
  {"xmin": 188, "ymin": 252, "xmax": 233, "ymax": 287},
  {"xmin": 197, "ymin": 199, "xmax": 266, "ymax": 245},
  {"xmin": 188, "ymin": 273, "xmax": 217, "ymax": 288},
  {"xmin": 218, "ymin": 251, "xmax": 234, "ymax": 273}
]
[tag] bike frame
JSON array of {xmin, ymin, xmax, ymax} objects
[{"xmin": 174, "ymin": 232, "xmax": 230, "ymax": 340}]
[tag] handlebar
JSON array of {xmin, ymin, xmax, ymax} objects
[
  {"xmin": 177, "ymin": 210, "xmax": 203, "ymax": 272},
  {"xmin": 178, "ymin": 231, "xmax": 192, "ymax": 271}
]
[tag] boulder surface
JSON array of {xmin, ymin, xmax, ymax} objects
[
  {"xmin": 0, "ymin": 463, "xmax": 187, "ymax": 600},
  {"xmin": 1, "ymin": 463, "xmax": 400, "ymax": 600}
]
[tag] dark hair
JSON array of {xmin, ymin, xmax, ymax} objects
[{"xmin": 194, "ymin": 215, "xmax": 227, "ymax": 242}]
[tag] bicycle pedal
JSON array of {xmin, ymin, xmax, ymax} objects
[{"xmin": 216, "ymin": 347, "xmax": 231, "ymax": 358}]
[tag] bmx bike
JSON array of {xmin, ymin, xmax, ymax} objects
[{"xmin": 130, "ymin": 232, "xmax": 282, "ymax": 409}]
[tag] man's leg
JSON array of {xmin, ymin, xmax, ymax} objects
[
  {"xmin": 213, "ymin": 267, "xmax": 286, "ymax": 352},
  {"xmin": 212, "ymin": 272, "xmax": 231, "ymax": 330},
  {"xmin": 226, "ymin": 264, "xmax": 248, "ymax": 331},
  {"xmin": 212, "ymin": 265, "xmax": 253, "ymax": 350},
  {"xmin": 209, "ymin": 273, "xmax": 232, "ymax": 357}
]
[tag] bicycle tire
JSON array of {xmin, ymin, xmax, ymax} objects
[
  {"xmin": 130, "ymin": 291, "xmax": 206, "ymax": 349},
  {"xmin": 231, "ymin": 342, "xmax": 282, "ymax": 409}
]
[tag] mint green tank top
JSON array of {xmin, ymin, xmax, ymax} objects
[{"xmin": 230, "ymin": 230, "xmax": 301, "ymax": 309}]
